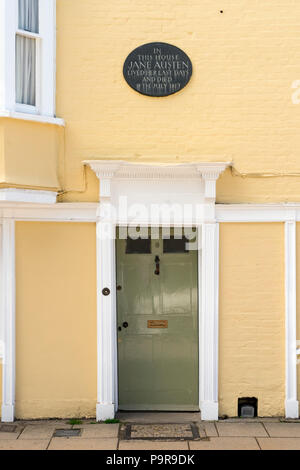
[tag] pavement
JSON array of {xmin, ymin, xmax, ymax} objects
[{"xmin": 0, "ymin": 414, "xmax": 300, "ymax": 450}]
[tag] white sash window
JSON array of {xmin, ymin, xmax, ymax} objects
[
  {"xmin": 16, "ymin": 0, "xmax": 39, "ymax": 110},
  {"xmin": 0, "ymin": 0, "xmax": 57, "ymax": 119}
]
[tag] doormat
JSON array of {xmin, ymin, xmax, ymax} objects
[
  {"xmin": 53, "ymin": 429, "xmax": 82, "ymax": 438},
  {"xmin": 119, "ymin": 423, "xmax": 201, "ymax": 441},
  {"xmin": 0, "ymin": 424, "xmax": 17, "ymax": 433}
]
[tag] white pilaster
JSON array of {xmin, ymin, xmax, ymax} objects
[
  {"xmin": 285, "ymin": 220, "xmax": 299, "ymax": 418},
  {"xmin": 200, "ymin": 222, "xmax": 219, "ymax": 421},
  {"xmin": 96, "ymin": 218, "xmax": 117, "ymax": 421},
  {"xmin": 1, "ymin": 219, "xmax": 15, "ymax": 422},
  {"xmin": 96, "ymin": 174, "xmax": 117, "ymax": 421}
]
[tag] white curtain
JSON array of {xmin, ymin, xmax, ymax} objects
[
  {"xmin": 18, "ymin": 0, "xmax": 39, "ymax": 33},
  {"xmin": 16, "ymin": 0, "xmax": 38, "ymax": 106},
  {"xmin": 15, "ymin": 35, "xmax": 36, "ymax": 106}
]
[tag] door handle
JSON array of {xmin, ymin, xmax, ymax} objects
[{"xmin": 154, "ymin": 255, "xmax": 160, "ymax": 275}]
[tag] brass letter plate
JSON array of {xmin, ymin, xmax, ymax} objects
[{"xmin": 147, "ymin": 320, "xmax": 168, "ymax": 329}]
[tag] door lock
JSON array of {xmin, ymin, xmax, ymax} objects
[{"xmin": 122, "ymin": 322, "xmax": 129, "ymax": 328}]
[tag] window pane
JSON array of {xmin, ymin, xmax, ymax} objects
[
  {"xmin": 15, "ymin": 35, "xmax": 36, "ymax": 106},
  {"xmin": 18, "ymin": 0, "xmax": 39, "ymax": 34},
  {"xmin": 163, "ymin": 236, "xmax": 189, "ymax": 253},
  {"xmin": 126, "ymin": 237, "xmax": 151, "ymax": 254}
]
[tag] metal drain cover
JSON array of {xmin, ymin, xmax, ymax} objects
[
  {"xmin": 0, "ymin": 424, "xmax": 17, "ymax": 433},
  {"xmin": 53, "ymin": 429, "xmax": 81, "ymax": 438},
  {"xmin": 120, "ymin": 423, "xmax": 200, "ymax": 441}
]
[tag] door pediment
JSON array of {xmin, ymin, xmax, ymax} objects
[{"xmin": 84, "ymin": 160, "xmax": 230, "ymax": 225}]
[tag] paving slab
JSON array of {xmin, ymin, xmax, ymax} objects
[
  {"xmin": 264, "ymin": 423, "xmax": 300, "ymax": 437},
  {"xmin": 18, "ymin": 419, "xmax": 70, "ymax": 426},
  {"xmin": 258, "ymin": 438, "xmax": 300, "ymax": 450},
  {"xmin": 19, "ymin": 423, "xmax": 71, "ymax": 440},
  {"xmin": 48, "ymin": 437, "xmax": 118, "ymax": 450},
  {"xmin": 202, "ymin": 423, "xmax": 218, "ymax": 437},
  {"xmin": 0, "ymin": 425, "xmax": 23, "ymax": 440},
  {"xmin": 76, "ymin": 424, "xmax": 119, "ymax": 438},
  {"xmin": 189, "ymin": 437, "xmax": 260, "ymax": 450},
  {"xmin": 5, "ymin": 417, "xmax": 300, "ymax": 449},
  {"xmin": 216, "ymin": 422, "xmax": 268, "ymax": 437},
  {"xmin": 222, "ymin": 417, "xmax": 281, "ymax": 423},
  {"xmin": 119, "ymin": 440, "xmax": 189, "ymax": 450},
  {"xmin": 0, "ymin": 439, "xmax": 49, "ymax": 450},
  {"xmin": 0, "ymin": 431, "xmax": 22, "ymax": 440}
]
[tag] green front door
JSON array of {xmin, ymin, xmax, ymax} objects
[{"xmin": 116, "ymin": 228, "xmax": 199, "ymax": 411}]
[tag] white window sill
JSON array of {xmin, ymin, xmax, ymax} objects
[
  {"xmin": 15, "ymin": 103, "xmax": 39, "ymax": 115},
  {"xmin": 0, "ymin": 109, "xmax": 65, "ymax": 127}
]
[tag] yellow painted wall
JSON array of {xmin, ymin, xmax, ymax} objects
[
  {"xmin": 296, "ymin": 223, "xmax": 300, "ymax": 400},
  {"xmin": 0, "ymin": 118, "xmax": 62, "ymax": 190},
  {"xmin": 217, "ymin": 170, "xmax": 300, "ymax": 204},
  {"xmin": 55, "ymin": 0, "xmax": 300, "ymax": 202},
  {"xmin": 15, "ymin": 222, "xmax": 97, "ymax": 419},
  {"xmin": 219, "ymin": 223, "xmax": 285, "ymax": 416},
  {"xmin": 2, "ymin": 2, "xmax": 300, "ymax": 201}
]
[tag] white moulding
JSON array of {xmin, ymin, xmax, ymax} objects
[
  {"xmin": 0, "ymin": 110, "xmax": 65, "ymax": 127},
  {"xmin": 0, "ymin": 189, "xmax": 58, "ymax": 204}
]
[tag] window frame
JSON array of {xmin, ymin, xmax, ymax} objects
[{"xmin": 0, "ymin": 0, "xmax": 56, "ymax": 118}]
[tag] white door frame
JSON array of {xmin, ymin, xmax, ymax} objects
[
  {"xmin": 285, "ymin": 218, "xmax": 299, "ymax": 418},
  {"xmin": 86, "ymin": 160, "xmax": 229, "ymax": 421},
  {"xmin": 1, "ymin": 219, "xmax": 15, "ymax": 422}
]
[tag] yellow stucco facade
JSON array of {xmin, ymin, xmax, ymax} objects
[
  {"xmin": 55, "ymin": 0, "xmax": 300, "ymax": 203},
  {"xmin": 219, "ymin": 223, "xmax": 285, "ymax": 417},
  {"xmin": 1, "ymin": 1, "xmax": 300, "ymax": 421},
  {"xmin": 1, "ymin": 2, "xmax": 300, "ymax": 201},
  {"xmin": 15, "ymin": 222, "xmax": 97, "ymax": 419},
  {"xmin": 0, "ymin": 118, "xmax": 62, "ymax": 191},
  {"xmin": 9, "ymin": 220, "xmax": 289, "ymax": 419}
]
